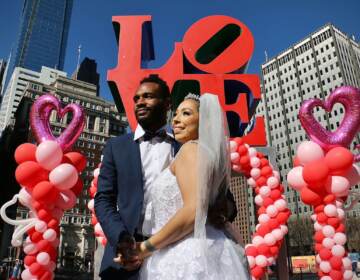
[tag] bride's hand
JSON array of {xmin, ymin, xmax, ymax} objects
[{"xmin": 136, "ymin": 242, "xmax": 153, "ymax": 260}]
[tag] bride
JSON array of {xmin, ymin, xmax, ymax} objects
[{"xmin": 132, "ymin": 93, "xmax": 250, "ymax": 279}]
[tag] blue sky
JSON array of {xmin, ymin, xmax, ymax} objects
[{"xmin": 1, "ymin": 0, "xmax": 359, "ymax": 102}]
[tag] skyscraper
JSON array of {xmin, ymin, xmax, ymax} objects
[
  {"xmin": 0, "ymin": 59, "xmax": 7, "ymax": 98},
  {"xmin": 259, "ymin": 23, "xmax": 360, "ymax": 218},
  {"xmin": 11, "ymin": 0, "xmax": 73, "ymax": 72},
  {"xmin": 72, "ymin": 57, "xmax": 100, "ymax": 96}
]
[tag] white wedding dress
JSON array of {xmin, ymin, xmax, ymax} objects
[{"xmin": 139, "ymin": 167, "xmax": 250, "ymax": 280}]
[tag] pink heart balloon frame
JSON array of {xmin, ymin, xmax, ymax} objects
[
  {"xmin": 299, "ymin": 86, "xmax": 360, "ymax": 161},
  {"xmin": 30, "ymin": 94, "xmax": 85, "ymax": 152}
]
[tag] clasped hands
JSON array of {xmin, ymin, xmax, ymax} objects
[{"xmin": 114, "ymin": 236, "xmax": 152, "ymax": 271}]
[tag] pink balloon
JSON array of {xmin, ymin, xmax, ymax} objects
[
  {"xmin": 250, "ymin": 157, "xmax": 260, "ymax": 168},
  {"xmin": 331, "ymin": 245, "xmax": 345, "ymax": 257},
  {"xmin": 49, "ymin": 163, "xmax": 78, "ymax": 190},
  {"xmin": 266, "ymin": 205, "xmax": 278, "ymax": 218},
  {"xmin": 230, "ymin": 152, "xmax": 239, "ymax": 164},
  {"xmin": 254, "ymin": 195, "xmax": 263, "ymax": 206},
  {"xmin": 35, "ymin": 140, "xmax": 63, "ymax": 170},
  {"xmin": 342, "ymin": 257, "xmax": 352, "ymax": 269},
  {"xmin": 250, "ymin": 168, "xmax": 261, "ymax": 179},
  {"xmin": 258, "ymin": 214, "xmax": 270, "ymax": 224},
  {"xmin": 267, "ymin": 176, "xmax": 279, "ymax": 189},
  {"xmin": 333, "ymin": 232, "xmax": 346, "ymax": 245},
  {"xmin": 255, "ymin": 255, "xmax": 268, "ymax": 267},
  {"xmin": 56, "ymin": 190, "xmax": 76, "ymax": 210},
  {"xmin": 229, "ymin": 141, "xmax": 238, "ymax": 153},
  {"xmin": 30, "ymin": 94, "xmax": 85, "ymax": 152},
  {"xmin": 24, "ymin": 243, "xmax": 38, "ymax": 255},
  {"xmin": 95, "ymin": 223, "xmax": 104, "ymax": 235},
  {"xmin": 272, "ymin": 229, "xmax": 283, "ymax": 241},
  {"xmin": 287, "ymin": 166, "xmax": 307, "ymax": 191},
  {"xmin": 280, "ymin": 225, "xmax": 288, "ymax": 234},
  {"xmin": 343, "ymin": 270, "xmax": 353, "ymax": 280},
  {"xmin": 325, "ymin": 176, "xmax": 350, "ymax": 195},
  {"xmin": 274, "ymin": 199, "xmax": 287, "ymax": 211},
  {"xmin": 297, "ymin": 141, "xmax": 324, "ymax": 164},
  {"xmin": 35, "ymin": 221, "xmax": 47, "ymax": 233},
  {"xmin": 43, "ymin": 229, "xmax": 57, "ymax": 242},
  {"xmin": 18, "ymin": 188, "xmax": 32, "ymax": 207},
  {"xmin": 322, "ymin": 225, "xmax": 335, "ymax": 237},
  {"xmin": 252, "ymin": 236, "xmax": 264, "ymax": 246},
  {"xmin": 299, "ymin": 86, "xmax": 360, "ymax": 151},
  {"xmin": 87, "ymin": 199, "xmax": 95, "ymax": 211},
  {"xmin": 259, "ymin": 186, "xmax": 271, "ymax": 197},
  {"xmin": 322, "ymin": 237, "xmax": 335, "ymax": 249},
  {"xmin": 324, "ymin": 204, "xmax": 337, "ymax": 217},
  {"xmin": 247, "ymin": 256, "xmax": 255, "ymax": 268},
  {"xmin": 319, "ymin": 261, "xmax": 331, "ymax": 273},
  {"xmin": 36, "ymin": 252, "xmax": 50, "ymax": 266},
  {"xmin": 21, "ymin": 269, "xmax": 36, "ymax": 280},
  {"xmin": 264, "ymin": 233, "xmax": 276, "ymax": 246}
]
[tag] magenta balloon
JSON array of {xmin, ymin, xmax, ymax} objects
[
  {"xmin": 299, "ymin": 86, "xmax": 360, "ymax": 151},
  {"xmin": 30, "ymin": 94, "xmax": 85, "ymax": 152}
]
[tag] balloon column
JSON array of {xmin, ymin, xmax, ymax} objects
[
  {"xmin": 230, "ymin": 138, "xmax": 291, "ymax": 279},
  {"xmin": 0, "ymin": 95, "xmax": 86, "ymax": 280},
  {"xmin": 287, "ymin": 86, "xmax": 360, "ymax": 280},
  {"xmin": 87, "ymin": 163, "xmax": 107, "ymax": 246}
]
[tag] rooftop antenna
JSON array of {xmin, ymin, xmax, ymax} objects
[
  {"xmin": 265, "ymin": 50, "xmax": 268, "ymax": 63},
  {"xmin": 75, "ymin": 44, "xmax": 82, "ymax": 80}
]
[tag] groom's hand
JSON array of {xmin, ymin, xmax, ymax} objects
[{"xmin": 114, "ymin": 235, "xmax": 142, "ymax": 271}]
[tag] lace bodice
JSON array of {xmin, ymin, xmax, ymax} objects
[{"xmin": 143, "ymin": 168, "xmax": 183, "ymax": 235}]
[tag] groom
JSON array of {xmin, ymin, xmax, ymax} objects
[
  {"xmin": 95, "ymin": 75, "xmax": 179, "ymax": 279},
  {"xmin": 95, "ymin": 75, "xmax": 237, "ymax": 279}
]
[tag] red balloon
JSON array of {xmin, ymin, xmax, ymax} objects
[
  {"xmin": 38, "ymin": 208, "xmax": 52, "ymax": 222},
  {"xmin": 270, "ymin": 189, "xmax": 281, "ymax": 200},
  {"xmin": 245, "ymin": 246, "xmax": 258, "ymax": 257},
  {"xmin": 47, "ymin": 246, "xmax": 57, "ymax": 261},
  {"xmin": 256, "ymin": 176, "xmax": 267, "ymax": 187},
  {"xmin": 24, "ymin": 255, "xmax": 36, "ymax": 266},
  {"xmin": 251, "ymin": 266, "xmax": 264, "ymax": 278},
  {"xmin": 270, "ymin": 246, "xmax": 279, "ymax": 255},
  {"xmin": 319, "ymin": 248, "xmax": 332, "ymax": 260},
  {"xmin": 317, "ymin": 212, "xmax": 328, "ymax": 223},
  {"xmin": 36, "ymin": 240, "xmax": 50, "ymax": 252},
  {"xmin": 257, "ymin": 244, "xmax": 270, "ymax": 255},
  {"xmin": 257, "ymin": 225, "xmax": 270, "ymax": 237},
  {"xmin": 234, "ymin": 137, "xmax": 243, "ymax": 146},
  {"xmin": 314, "ymin": 231, "xmax": 325, "ymax": 243},
  {"xmin": 71, "ymin": 178, "xmax": 84, "ymax": 196},
  {"xmin": 39, "ymin": 271, "xmax": 52, "ymax": 280},
  {"xmin": 323, "ymin": 194, "xmax": 335, "ymax": 204},
  {"xmin": 329, "ymin": 256, "xmax": 342, "ymax": 270},
  {"xmin": 237, "ymin": 145, "xmax": 247, "ymax": 155},
  {"xmin": 29, "ymin": 263, "xmax": 42, "ymax": 276},
  {"xmin": 257, "ymin": 206, "xmax": 266, "ymax": 215},
  {"xmin": 268, "ymin": 219, "xmax": 280, "ymax": 230},
  {"xmin": 47, "ymin": 219, "xmax": 59, "ymax": 230},
  {"xmin": 260, "ymin": 158, "xmax": 269, "ymax": 167},
  {"xmin": 64, "ymin": 152, "xmax": 87, "ymax": 172},
  {"xmin": 314, "ymin": 243, "xmax": 323, "ymax": 252},
  {"xmin": 261, "ymin": 166, "xmax": 272, "ymax": 177},
  {"xmin": 303, "ymin": 159, "xmax": 329, "ymax": 187},
  {"xmin": 263, "ymin": 197, "xmax": 274, "ymax": 207},
  {"xmin": 15, "ymin": 161, "xmax": 48, "ymax": 189},
  {"xmin": 27, "ymin": 227, "xmax": 36, "ymax": 236},
  {"xmin": 30, "ymin": 231, "xmax": 43, "ymax": 243},
  {"xmin": 89, "ymin": 185, "xmax": 97, "ymax": 198},
  {"xmin": 314, "ymin": 204, "xmax": 325, "ymax": 213},
  {"xmin": 300, "ymin": 187, "xmax": 322, "ymax": 206},
  {"xmin": 91, "ymin": 215, "xmax": 98, "ymax": 225},
  {"xmin": 329, "ymin": 270, "xmax": 343, "ymax": 280},
  {"xmin": 293, "ymin": 156, "xmax": 301, "ymax": 167},
  {"xmin": 14, "ymin": 143, "xmax": 37, "ymax": 164},
  {"xmin": 33, "ymin": 181, "xmax": 59, "ymax": 203},
  {"xmin": 276, "ymin": 212, "xmax": 289, "ymax": 224},
  {"xmin": 239, "ymin": 155, "xmax": 250, "ymax": 165},
  {"xmin": 336, "ymin": 224, "xmax": 345, "ymax": 233},
  {"xmin": 325, "ymin": 147, "xmax": 353, "ymax": 175},
  {"xmin": 328, "ymin": 217, "xmax": 340, "ymax": 229}
]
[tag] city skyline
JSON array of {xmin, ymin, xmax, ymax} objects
[{"xmin": 0, "ymin": 1, "xmax": 360, "ymax": 102}]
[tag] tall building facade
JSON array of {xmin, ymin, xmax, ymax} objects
[
  {"xmin": 0, "ymin": 59, "xmax": 7, "ymax": 98},
  {"xmin": 0, "ymin": 66, "xmax": 67, "ymax": 132},
  {"xmin": 11, "ymin": 0, "xmax": 73, "ymax": 72},
  {"xmin": 12, "ymin": 74, "xmax": 126, "ymax": 274},
  {"xmin": 260, "ymin": 23, "xmax": 360, "ymax": 219},
  {"xmin": 72, "ymin": 57, "xmax": 100, "ymax": 96}
]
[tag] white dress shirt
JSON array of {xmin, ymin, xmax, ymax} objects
[{"xmin": 134, "ymin": 125, "xmax": 174, "ymax": 236}]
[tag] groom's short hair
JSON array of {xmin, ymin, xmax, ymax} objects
[{"xmin": 140, "ymin": 75, "xmax": 170, "ymax": 100}]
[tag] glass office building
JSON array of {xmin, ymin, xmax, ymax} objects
[{"xmin": 12, "ymin": 0, "xmax": 73, "ymax": 72}]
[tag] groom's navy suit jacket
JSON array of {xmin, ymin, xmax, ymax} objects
[{"xmin": 94, "ymin": 132, "xmax": 180, "ymax": 279}]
